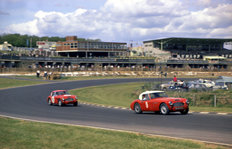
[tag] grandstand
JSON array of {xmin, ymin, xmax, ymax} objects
[{"xmin": 143, "ymin": 37, "xmax": 232, "ymax": 59}]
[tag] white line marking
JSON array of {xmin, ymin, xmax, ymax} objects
[
  {"xmin": 218, "ymin": 113, "xmax": 228, "ymax": 115},
  {"xmin": 200, "ymin": 112, "xmax": 209, "ymax": 114}
]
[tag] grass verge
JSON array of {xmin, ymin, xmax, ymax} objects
[
  {"xmin": 0, "ymin": 78, "xmax": 47, "ymax": 89},
  {"xmin": 70, "ymin": 82, "xmax": 232, "ymax": 113},
  {"xmin": 70, "ymin": 82, "xmax": 144, "ymax": 108},
  {"xmin": 0, "ymin": 117, "xmax": 227, "ymax": 149}
]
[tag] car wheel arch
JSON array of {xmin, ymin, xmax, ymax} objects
[
  {"xmin": 159, "ymin": 102, "xmax": 166, "ymax": 109},
  {"xmin": 134, "ymin": 102, "xmax": 142, "ymax": 114},
  {"xmin": 160, "ymin": 103, "xmax": 170, "ymax": 115},
  {"xmin": 47, "ymin": 98, "xmax": 52, "ymax": 105},
  {"xmin": 134, "ymin": 102, "xmax": 140, "ymax": 109},
  {"xmin": 58, "ymin": 99, "xmax": 63, "ymax": 106}
]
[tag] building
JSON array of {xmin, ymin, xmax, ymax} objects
[
  {"xmin": 56, "ymin": 36, "xmax": 128, "ymax": 58},
  {"xmin": 36, "ymin": 41, "xmax": 56, "ymax": 51},
  {"xmin": 0, "ymin": 41, "xmax": 12, "ymax": 51},
  {"xmin": 144, "ymin": 37, "xmax": 232, "ymax": 59},
  {"xmin": 129, "ymin": 46, "xmax": 144, "ymax": 56}
]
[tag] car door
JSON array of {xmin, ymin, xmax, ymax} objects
[
  {"xmin": 140, "ymin": 94, "xmax": 151, "ymax": 111},
  {"xmin": 149, "ymin": 93, "xmax": 160, "ymax": 111},
  {"xmin": 148, "ymin": 93, "xmax": 156, "ymax": 111}
]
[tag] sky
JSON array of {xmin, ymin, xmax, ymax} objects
[{"xmin": 0, "ymin": 0, "xmax": 232, "ymax": 43}]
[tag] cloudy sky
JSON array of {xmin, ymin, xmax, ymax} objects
[{"xmin": 0, "ymin": 0, "xmax": 232, "ymax": 43}]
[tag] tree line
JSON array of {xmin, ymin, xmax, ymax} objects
[{"xmin": 0, "ymin": 34, "xmax": 101, "ymax": 48}]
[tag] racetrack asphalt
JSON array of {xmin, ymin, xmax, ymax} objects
[{"xmin": 0, "ymin": 78, "xmax": 231, "ymax": 146}]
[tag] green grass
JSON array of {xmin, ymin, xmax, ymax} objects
[
  {"xmin": 0, "ymin": 117, "xmax": 227, "ymax": 149},
  {"xmin": 189, "ymin": 107, "xmax": 232, "ymax": 113},
  {"xmin": 14, "ymin": 74, "xmax": 217, "ymax": 81},
  {"xmin": 70, "ymin": 82, "xmax": 144, "ymax": 107},
  {"xmin": 70, "ymin": 82, "xmax": 232, "ymax": 113},
  {"xmin": 14, "ymin": 75, "xmax": 44, "ymax": 80},
  {"xmin": 0, "ymin": 78, "xmax": 47, "ymax": 89}
]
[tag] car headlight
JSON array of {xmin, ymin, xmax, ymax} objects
[
  {"xmin": 62, "ymin": 98, "xmax": 65, "ymax": 101},
  {"xmin": 75, "ymin": 96, "xmax": 78, "ymax": 100},
  {"xmin": 169, "ymin": 101, "xmax": 173, "ymax": 106},
  {"xmin": 186, "ymin": 99, "xmax": 190, "ymax": 105}
]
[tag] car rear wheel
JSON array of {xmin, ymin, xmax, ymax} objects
[
  {"xmin": 73, "ymin": 101, "xmax": 78, "ymax": 107},
  {"xmin": 58, "ymin": 99, "xmax": 63, "ymax": 107},
  {"xmin": 160, "ymin": 103, "xmax": 169, "ymax": 115},
  {"xmin": 180, "ymin": 108, "xmax": 189, "ymax": 115},
  {"xmin": 48, "ymin": 98, "xmax": 52, "ymax": 106},
  {"xmin": 134, "ymin": 103, "xmax": 142, "ymax": 114}
]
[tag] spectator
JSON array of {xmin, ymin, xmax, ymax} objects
[
  {"xmin": 44, "ymin": 71, "xmax": 48, "ymax": 79},
  {"xmin": 36, "ymin": 70, "xmax": 40, "ymax": 78},
  {"xmin": 173, "ymin": 75, "xmax": 177, "ymax": 82},
  {"xmin": 173, "ymin": 75, "xmax": 177, "ymax": 86},
  {"xmin": 164, "ymin": 72, "xmax": 167, "ymax": 78}
]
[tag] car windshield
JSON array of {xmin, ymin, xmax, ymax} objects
[
  {"xmin": 150, "ymin": 92, "xmax": 168, "ymax": 98},
  {"xmin": 57, "ymin": 91, "xmax": 69, "ymax": 95}
]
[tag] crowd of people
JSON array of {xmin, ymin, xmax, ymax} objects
[{"xmin": 36, "ymin": 70, "xmax": 53, "ymax": 80}]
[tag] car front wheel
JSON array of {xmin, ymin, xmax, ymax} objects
[
  {"xmin": 58, "ymin": 99, "xmax": 63, "ymax": 107},
  {"xmin": 180, "ymin": 108, "xmax": 189, "ymax": 115},
  {"xmin": 160, "ymin": 103, "xmax": 169, "ymax": 115},
  {"xmin": 73, "ymin": 101, "xmax": 78, "ymax": 107},
  {"xmin": 134, "ymin": 103, "xmax": 142, "ymax": 114}
]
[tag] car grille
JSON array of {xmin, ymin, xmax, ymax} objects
[
  {"xmin": 65, "ymin": 98, "xmax": 74, "ymax": 101},
  {"xmin": 173, "ymin": 102, "xmax": 184, "ymax": 107}
]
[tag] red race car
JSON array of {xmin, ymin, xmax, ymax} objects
[
  {"xmin": 130, "ymin": 91, "xmax": 189, "ymax": 115},
  {"xmin": 47, "ymin": 90, "xmax": 78, "ymax": 107}
]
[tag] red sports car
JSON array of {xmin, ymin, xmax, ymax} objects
[
  {"xmin": 130, "ymin": 91, "xmax": 189, "ymax": 115},
  {"xmin": 47, "ymin": 90, "xmax": 78, "ymax": 107}
]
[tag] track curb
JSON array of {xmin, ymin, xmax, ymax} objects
[{"xmin": 80, "ymin": 102, "xmax": 232, "ymax": 116}]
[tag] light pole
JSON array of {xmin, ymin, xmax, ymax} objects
[{"xmin": 160, "ymin": 71, "xmax": 163, "ymax": 87}]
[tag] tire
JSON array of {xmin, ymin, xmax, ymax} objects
[
  {"xmin": 134, "ymin": 103, "xmax": 142, "ymax": 114},
  {"xmin": 58, "ymin": 99, "xmax": 63, "ymax": 107},
  {"xmin": 48, "ymin": 98, "xmax": 52, "ymax": 106},
  {"xmin": 73, "ymin": 101, "xmax": 78, "ymax": 107},
  {"xmin": 180, "ymin": 108, "xmax": 189, "ymax": 115},
  {"xmin": 160, "ymin": 103, "xmax": 169, "ymax": 115}
]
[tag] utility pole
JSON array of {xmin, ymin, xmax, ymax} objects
[{"xmin": 30, "ymin": 38, "xmax": 32, "ymax": 50}]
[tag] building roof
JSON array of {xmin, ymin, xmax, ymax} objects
[
  {"xmin": 144, "ymin": 37, "xmax": 232, "ymax": 44},
  {"xmin": 216, "ymin": 76, "xmax": 232, "ymax": 83}
]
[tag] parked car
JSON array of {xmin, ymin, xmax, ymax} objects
[
  {"xmin": 47, "ymin": 90, "xmax": 78, "ymax": 107},
  {"xmin": 130, "ymin": 91, "xmax": 189, "ymax": 115},
  {"xmin": 187, "ymin": 82, "xmax": 211, "ymax": 91},
  {"xmin": 187, "ymin": 79, "xmax": 215, "ymax": 91},
  {"xmin": 160, "ymin": 81, "xmax": 174, "ymax": 90},
  {"xmin": 213, "ymin": 82, "xmax": 228, "ymax": 90},
  {"xmin": 198, "ymin": 79, "xmax": 215, "ymax": 88},
  {"xmin": 160, "ymin": 80, "xmax": 185, "ymax": 90}
]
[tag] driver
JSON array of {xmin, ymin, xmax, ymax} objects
[{"xmin": 142, "ymin": 94, "xmax": 146, "ymax": 100}]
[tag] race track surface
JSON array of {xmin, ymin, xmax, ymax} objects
[{"xmin": 0, "ymin": 78, "xmax": 231, "ymax": 145}]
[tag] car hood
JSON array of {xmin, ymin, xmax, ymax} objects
[
  {"xmin": 153, "ymin": 97, "xmax": 186, "ymax": 102},
  {"xmin": 61, "ymin": 95, "xmax": 76, "ymax": 99}
]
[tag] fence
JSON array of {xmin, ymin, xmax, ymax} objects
[{"xmin": 168, "ymin": 91, "xmax": 232, "ymax": 107}]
